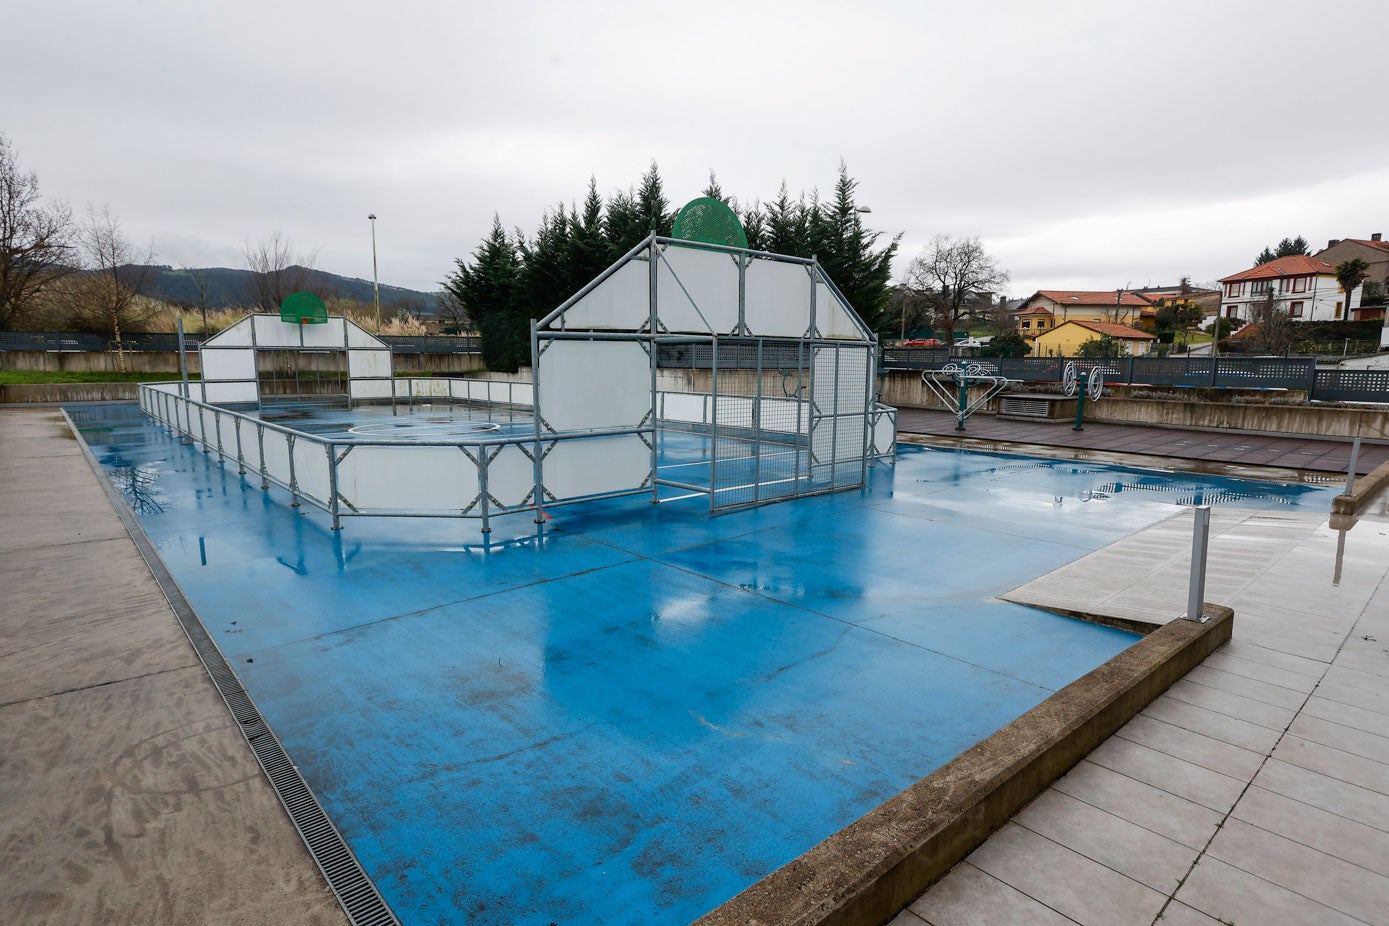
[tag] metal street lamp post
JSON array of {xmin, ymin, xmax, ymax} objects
[{"xmin": 368, "ymin": 213, "xmax": 381, "ymax": 332}]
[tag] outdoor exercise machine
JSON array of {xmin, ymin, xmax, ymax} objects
[{"xmin": 920, "ymin": 361, "xmax": 1011, "ymax": 431}]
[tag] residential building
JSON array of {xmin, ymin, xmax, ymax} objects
[
  {"xmin": 1314, "ymin": 234, "xmax": 1388, "ymax": 321},
  {"xmin": 1012, "ymin": 290, "xmax": 1154, "ymax": 346},
  {"xmin": 1031, "ymin": 320, "xmax": 1158, "ymax": 357},
  {"xmin": 1217, "ymin": 255, "xmax": 1359, "ymax": 323}
]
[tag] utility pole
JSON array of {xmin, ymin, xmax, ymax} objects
[{"xmin": 368, "ymin": 213, "xmax": 381, "ymax": 332}]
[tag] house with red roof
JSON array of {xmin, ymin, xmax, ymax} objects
[
  {"xmin": 1217, "ymin": 255, "xmax": 1359, "ymax": 324},
  {"xmin": 1314, "ymin": 234, "xmax": 1388, "ymax": 322},
  {"xmin": 1032, "ymin": 320, "xmax": 1158, "ymax": 357},
  {"xmin": 1011, "ymin": 290, "xmax": 1156, "ymax": 344}
]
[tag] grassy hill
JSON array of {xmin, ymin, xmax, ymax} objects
[{"xmin": 135, "ymin": 265, "xmax": 440, "ymax": 314}]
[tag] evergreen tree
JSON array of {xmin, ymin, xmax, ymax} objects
[
  {"xmin": 807, "ymin": 163, "xmax": 900, "ymax": 336},
  {"xmin": 763, "ymin": 182, "xmax": 809, "ymax": 256},
  {"xmin": 1276, "ymin": 236, "xmax": 1309, "ymax": 257},
  {"xmin": 741, "ymin": 201, "xmax": 767, "ymax": 252},
  {"xmin": 603, "ymin": 187, "xmax": 647, "ymax": 256},
  {"xmin": 569, "ymin": 177, "xmax": 611, "ymax": 286},
  {"xmin": 1254, "ymin": 247, "xmax": 1276, "ymax": 266},
  {"xmin": 517, "ymin": 206, "xmax": 577, "ymax": 327},
  {"xmin": 702, "ymin": 171, "xmax": 727, "ymax": 204},
  {"xmin": 635, "ymin": 161, "xmax": 673, "ymax": 237},
  {"xmin": 443, "ymin": 215, "xmax": 524, "ymax": 371}
]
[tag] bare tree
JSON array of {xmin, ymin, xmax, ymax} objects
[
  {"xmin": 242, "ymin": 229, "xmax": 319, "ymax": 312},
  {"xmin": 434, "ymin": 289, "xmax": 472, "ymax": 333},
  {"xmin": 906, "ymin": 235, "xmax": 1009, "ymax": 348},
  {"xmin": 182, "ymin": 264, "xmax": 214, "ymax": 332},
  {"xmin": 67, "ymin": 204, "xmax": 157, "ymax": 373},
  {"xmin": 0, "ymin": 133, "xmax": 75, "ymax": 329}
]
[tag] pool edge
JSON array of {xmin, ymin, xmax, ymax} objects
[
  {"xmin": 694, "ymin": 604, "xmax": 1233, "ymax": 926},
  {"xmin": 60, "ymin": 407, "xmax": 402, "ymax": 926}
]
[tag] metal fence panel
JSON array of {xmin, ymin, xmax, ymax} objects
[
  {"xmin": 1129, "ymin": 357, "xmax": 1214, "ymax": 387},
  {"xmin": 1312, "ymin": 370, "xmax": 1389, "ymax": 403},
  {"xmin": 1214, "ymin": 357, "xmax": 1316, "ymax": 390},
  {"xmin": 879, "ymin": 346, "xmax": 949, "ymax": 370},
  {"xmin": 996, "ymin": 357, "xmax": 1064, "ymax": 382}
]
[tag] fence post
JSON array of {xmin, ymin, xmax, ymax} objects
[
  {"xmin": 1182, "ymin": 505, "xmax": 1212, "ymax": 622},
  {"xmin": 326, "ymin": 442, "xmax": 341, "ymax": 530}
]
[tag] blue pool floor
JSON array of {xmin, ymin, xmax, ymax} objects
[{"xmin": 68, "ymin": 404, "xmax": 1336, "ymax": 925}]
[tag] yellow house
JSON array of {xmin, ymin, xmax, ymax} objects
[
  {"xmin": 1013, "ymin": 289, "xmax": 1158, "ymax": 348},
  {"xmin": 1032, "ymin": 320, "xmax": 1158, "ymax": 357}
]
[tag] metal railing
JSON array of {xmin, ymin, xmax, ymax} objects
[
  {"xmin": 139, "ymin": 380, "xmax": 639, "ymax": 532},
  {"xmin": 889, "ymin": 352, "xmax": 1389, "ymax": 403}
]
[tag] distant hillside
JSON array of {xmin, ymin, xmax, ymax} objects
[{"xmin": 132, "ymin": 265, "xmax": 441, "ymax": 314}]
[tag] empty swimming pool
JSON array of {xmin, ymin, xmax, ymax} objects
[{"xmin": 69, "ymin": 402, "xmax": 1336, "ymax": 925}]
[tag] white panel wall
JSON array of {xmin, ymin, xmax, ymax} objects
[
  {"xmin": 203, "ymin": 381, "xmax": 260, "ymax": 404},
  {"xmin": 816, "ymin": 280, "xmax": 866, "ymax": 340},
  {"xmin": 872, "ymin": 410, "xmax": 897, "ymax": 458},
  {"xmin": 208, "ymin": 317, "xmax": 254, "ymax": 346},
  {"xmin": 656, "ymin": 245, "xmax": 739, "ymax": 334},
  {"xmin": 336, "ymin": 446, "xmax": 478, "ymax": 512},
  {"xmin": 744, "ymin": 259, "xmax": 813, "ymax": 337},
  {"xmin": 350, "ymin": 378, "xmax": 394, "ymax": 399},
  {"xmin": 811, "ymin": 347, "xmax": 870, "ymax": 414},
  {"xmin": 261, "ymin": 429, "xmax": 292, "ymax": 487},
  {"xmin": 537, "ymin": 339, "xmax": 651, "ymax": 431},
  {"xmin": 543, "ymin": 434, "xmax": 650, "ymax": 501},
  {"xmin": 557, "ymin": 260, "xmax": 650, "ymax": 330},
  {"xmin": 201, "ymin": 348, "xmax": 256, "ymax": 382},
  {"xmin": 349, "ymin": 350, "xmax": 392, "ymax": 379},
  {"xmin": 486, "ymin": 444, "xmax": 537, "ymax": 508}
]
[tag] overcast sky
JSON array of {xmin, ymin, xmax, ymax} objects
[{"xmin": 6, "ymin": 0, "xmax": 1386, "ymax": 300}]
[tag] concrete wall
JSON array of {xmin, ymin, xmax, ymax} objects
[
  {"xmin": 1, "ymin": 349, "xmax": 485, "ymax": 375},
  {"xmin": 0, "ymin": 383, "xmax": 139, "ymax": 403}
]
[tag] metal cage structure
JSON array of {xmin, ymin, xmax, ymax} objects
[
  {"xmin": 533, "ymin": 234, "xmax": 896, "ymax": 513},
  {"xmin": 139, "ymin": 236, "xmax": 898, "ymax": 529},
  {"xmin": 192, "ymin": 314, "xmax": 394, "ymax": 405}
]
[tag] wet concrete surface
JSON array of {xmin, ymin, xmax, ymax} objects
[
  {"xmin": 898, "ymin": 407, "xmax": 1389, "ymax": 476},
  {"xmin": 0, "ymin": 408, "xmax": 345, "ymax": 925},
  {"xmin": 63, "ymin": 402, "xmax": 1339, "ymax": 925}
]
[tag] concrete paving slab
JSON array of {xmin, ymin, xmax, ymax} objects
[
  {"xmin": 1174, "ymin": 855, "xmax": 1364, "ymax": 926},
  {"xmin": 906, "ymin": 862, "xmax": 1077, "ymax": 926},
  {"xmin": 0, "ymin": 407, "xmax": 347, "ymax": 926},
  {"xmin": 1049, "ymin": 760, "xmax": 1222, "ymax": 850},
  {"xmin": 1233, "ymin": 785, "xmax": 1389, "ymax": 879},
  {"xmin": 1113, "ymin": 714, "xmax": 1266, "ymax": 781}
]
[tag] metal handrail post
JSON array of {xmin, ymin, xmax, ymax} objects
[
  {"xmin": 709, "ymin": 335, "xmax": 719, "ymax": 511},
  {"xmin": 1182, "ymin": 505, "xmax": 1212, "ymax": 622},
  {"xmin": 287, "ymin": 433, "xmax": 301, "ymax": 507},
  {"xmin": 752, "ymin": 339, "xmax": 764, "ymax": 504},
  {"xmin": 234, "ymin": 416, "xmax": 246, "ymax": 474},
  {"xmin": 257, "ymin": 422, "xmax": 269, "ymax": 489},
  {"xmin": 326, "ymin": 442, "xmax": 341, "ymax": 530}
]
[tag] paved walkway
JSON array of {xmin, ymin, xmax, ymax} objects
[
  {"xmin": 898, "ymin": 407, "xmax": 1389, "ymax": 475},
  {"xmin": 896, "ymin": 506, "xmax": 1389, "ymax": 926},
  {"xmin": 0, "ymin": 408, "xmax": 343, "ymax": 925}
]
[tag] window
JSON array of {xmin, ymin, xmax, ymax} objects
[
  {"xmin": 1251, "ymin": 280, "xmax": 1272, "ymax": 294},
  {"xmin": 1292, "ymin": 275, "xmax": 1308, "ymax": 293},
  {"xmin": 1225, "ymin": 304, "xmax": 1238, "ymax": 317},
  {"xmin": 1335, "ymin": 301, "xmax": 1343, "ymax": 319},
  {"xmin": 1290, "ymin": 301, "xmax": 1304, "ymax": 317},
  {"xmin": 1020, "ymin": 320, "xmax": 1030, "ymax": 330},
  {"xmin": 1225, "ymin": 282, "xmax": 1243, "ymax": 298}
]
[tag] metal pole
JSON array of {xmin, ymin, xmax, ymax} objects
[
  {"xmin": 326, "ymin": 442, "xmax": 341, "ymax": 530},
  {"xmin": 753, "ymin": 339, "xmax": 764, "ymax": 504},
  {"xmin": 287, "ymin": 433, "xmax": 301, "ymax": 507},
  {"xmin": 956, "ymin": 372, "xmax": 968, "ymax": 431},
  {"xmin": 368, "ymin": 213, "xmax": 381, "ymax": 333},
  {"xmin": 1345, "ymin": 437, "xmax": 1362, "ymax": 497},
  {"xmin": 176, "ymin": 316, "xmax": 190, "ymax": 399},
  {"xmin": 529, "ymin": 319, "xmax": 546, "ymax": 524},
  {"xmin": 1184, "ymin": 505, "xmax": 1212, "ymax": 622},
  {"xmin": 709, "ymin": 335, "xmax": 719, "ymax": 511},
  {"xmin": 648, "ymin": 238, "xmax": 660, "ymax": 503},
  {"xmin": 1073, "ymin": 371, "xmax": 1088, "ymax": 431}
]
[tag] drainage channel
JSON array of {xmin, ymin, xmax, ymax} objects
[{"xmin": 65, "ymin": 409, "xmax": 400, "ymax": 926}]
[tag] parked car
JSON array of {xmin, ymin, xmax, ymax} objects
[{"xmin": 901, "ymin": 338, "xmax": 946, "ymax": 348}]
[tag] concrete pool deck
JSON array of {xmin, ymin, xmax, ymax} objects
[
  {"xmin": 0, "ymin": 408, "xmax": 344, "ymax": 924},
  {"xmin": 898, "ymin": 406, "xmax": 1389, "ymax": 478},
  {"xmin": 4, "ymin": 402, "xmax": 1386, "ymax": 925},
  {"xmin": 897, "ymin": 505, "xmax": 1389, "ymax": 926}
]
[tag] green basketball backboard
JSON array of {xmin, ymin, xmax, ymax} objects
[
  {"xmin": 671, "ymin": 197, "xmax": 749, "ymax": 250},
  {"xmin": 280, "ymin": 291, "xmax": 328, "ymax": 324}
]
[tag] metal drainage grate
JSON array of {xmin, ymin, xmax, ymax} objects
[{"xmin": 65, "ymin": 410, "xmax": 400, "ymax": 926}]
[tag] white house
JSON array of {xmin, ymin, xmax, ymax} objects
[{"xmin": 1217, "ymin": 255, "xmax": 1360, "ymax": 323}]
